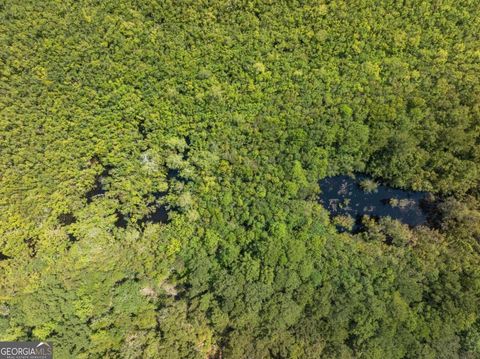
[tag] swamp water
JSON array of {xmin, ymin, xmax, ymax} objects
[{"xmin": 319, "ymin": 175, "xmax": 429, "ymax": 232}]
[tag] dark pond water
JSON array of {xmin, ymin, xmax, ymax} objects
[
  {"xmin": 319, "ymin": 175, "xmax": 429, "ymax": 231},
  {"xmin": 141, "ymin": 205, "xmax": 169, "ymax": 225},
  {"xmin": 115, "ymin": 205, "xmax": 169, "ymax": 229}
]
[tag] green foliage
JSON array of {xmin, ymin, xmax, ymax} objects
[
  {"xmin": 1, "ymin": 0, "xmax": 479, "ymax": 358},
  {"xmin": 332, "ymin": 214, "xmax": 355, "ymax": 231},
  {"xmin": 359, "ymin": 178, "xmax": 379, "ymax": 193}
]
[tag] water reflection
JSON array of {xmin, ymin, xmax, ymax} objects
[{"xmin": 319, "ymin": 175, "xmax": 428, "ymax": 232}]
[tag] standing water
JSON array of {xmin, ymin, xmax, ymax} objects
[{"xmin": 319, "ymin": 175, "xmax": 428, "ymax": 231}]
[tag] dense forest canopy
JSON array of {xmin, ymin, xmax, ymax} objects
[{"xmin": 1, "ymin": 0, "xmax": 480, "ymax": 358}]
